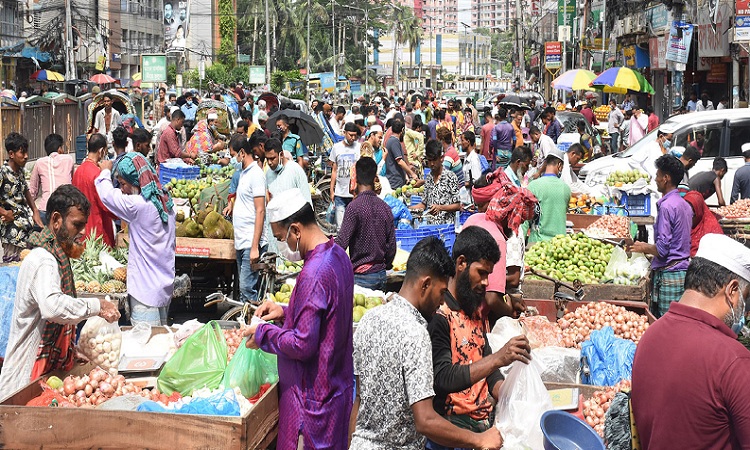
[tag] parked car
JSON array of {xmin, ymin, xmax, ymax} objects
[
  {"xmin": 534, "ymin": 111, "xmax": 602, "ymax": 153},
  {"xmin": 580, "ymin": 109, "xmax": 750, "ymax": 207}
]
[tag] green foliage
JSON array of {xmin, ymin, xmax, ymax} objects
[
  {"xmin": 183, "ymin": 69, "xmax": 200, "ymax": 87},
  {"xmin": 205, "ymin": 62, "xmax": 230, "ymax": 85},
  {"xmin": 230, "ymin": 65, "xmax": 249, "ymax": 84},
  {"xmin": 270, "ymin": 69, "xmax": 302, "ymax": 93},
  {"xmin": 167, "ymin": 64, "xmax": 177, "ymax": 85},
  {"xmin": 218, "ymin": 0, "xmax": 237, "ymax": 67}
]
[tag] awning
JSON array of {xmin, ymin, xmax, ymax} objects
[{"xmin": 0, "ymin": 41, "xmax": 51, "ymax": 63}]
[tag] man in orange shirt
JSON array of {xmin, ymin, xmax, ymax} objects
[
  {"xmin": 511, "ymin": 109, "xmax": 525, "ymax": 148},
  {"xmin": 72, "ymin": 134, "xmax": 116, "ymax": 247},
  {"xmin": 426, "ymin": 226, "xmax": 530, "ymax": 448}
]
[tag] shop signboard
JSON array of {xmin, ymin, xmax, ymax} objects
[
  {"xmin": 736, "ymin": 16, "xmax": 750, "ymax": 41},
  {"xmin": 697, "ymin": 1, "xmax": 731, "ymax": 57},
  {"xmin": 706, "ymin": 63, "xmax": 728, "ymax": 83},
  {"xmin": 248, "ymin": 66, "xmax": 265, "ymax": 84},
  {"xmin": 141, "ymin": 54, "xmax": 167, "ymax": 83},
  {"xmin": 545, "ymin": 41, "xmax": 562, "ymax": 69},
  {"xmin": 666, "ymin": 20, "xmax": 693, "ymax": 64},
  {"xmin": 649, "ymin": 36, "xmax": 668, "ymax": 70},
  {"xmin": 558, "ymin": 0, "xmax": 576, "ymax": 26},
  {"xmin": 739, "ymin": 0, "xmax": 750, "ymax": 16},
  {"xmin": 646, "ymin": 5, "xmax": 670, "ymax": 32}
]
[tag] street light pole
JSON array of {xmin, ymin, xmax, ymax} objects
[
  {"xmin": 306, "ymin": 0, "xmax": 311, "ymax": 103},
  {"xmin": 264, "ymin": 0, "xmax": 271, "ymax": 86},
  {"xmin": 332, "ymin": 0, "xmax": 337, "ymax": 81}
]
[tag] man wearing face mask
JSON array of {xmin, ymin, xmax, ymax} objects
[
  {"xmin": 634, "ymin": 123, "xmax": 674, "ymax": 181},
  {"xmin": 264, "ymin": 137, "xmax": 311, "ymax": 204},
  {"xmin": 329, "ymin": 122, "xmax": 361, "ymax": 229},
  {"xmin": 632, "ymin": 233, "xmax": 750, "ymax": 450},
  {"xmin": 426, "ymin": 227, "xmax": 530, "ymax": 449},
  {"xmin": 242, "ymin": 188, "xmax": 354, "ymax": 449},
  {"xmin": 0, "ymin": 185, "xmax": 120, "ymax": 401}
]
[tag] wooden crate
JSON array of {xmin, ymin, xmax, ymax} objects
[
  {"xmin": 525, "ymin": 298, "xmax": 656, "ymax": 324},
  {"xmin": 117, "ymin": 232, "xmax": 236, "ymax": 261},
  {"xmin": 0, "ymin": 379, "xmax": 278, "ymax": 449},
  {"xmin": 522, "ymin": 276, "xmax": 650, "ymax": 303}
]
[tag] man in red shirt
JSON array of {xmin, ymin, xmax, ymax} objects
[
  {"xmin": 480, "ymin": 111, "xmax": 495, "ymax": 161},
  {"xmin": 632, "ymin": 233, "xmax": 750, "ymax": 449},
  {"xmin": 156, "ymin": 109, "xmax": 193, "ymax": 165},
  {"xmin": 579, "ymin": 101, "xmax": 598, "ymax": 126},
  {"xmin": 72, "ymin": 134, "xmax": 116, "ymax": 247}
]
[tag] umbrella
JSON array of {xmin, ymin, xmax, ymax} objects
[
  {"xmin": 551, "ymin": 69, "xmax": 598, "ymax": 91},
  {"xmin": 30, "ymin": 69, "xmax": 65, "ymax": 82},
  {"xmin": 132, "ymin": 72, "xmax": 142, "ymax": 81},
  {"xmin": 589, "ymin": 67, "xmax": 655, "ymax": 95},
  {"xmin": 498, "ymin": 94, "xmax": 532, "ymax": 110},
  {"xmin": 90, "ymin": 73, "xmax": 118, "ymax": 84},
  {"xmin": 267, "ymin": 109, "xmax": 324, "ymax": 147}
]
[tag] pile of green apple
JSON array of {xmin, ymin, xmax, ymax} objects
[
  {"xmin": 606, "ymin": 170, "xmax": 650, "ymax": 186},
  {"xmin": 393, "ymin": 180, "xmax": 424, "ymax": 201},
  {"xmin": 273, "ymin": 283, "xmax": 293, "ymax": 304},
  {"xmin": 353, "ymin": 293, "xmax": 384, "ymax": 322},
  {"xmin": 524, "ymin": 233, "xmax": 614, "ymax": 284}
]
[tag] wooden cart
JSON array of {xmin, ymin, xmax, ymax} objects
[
  {"xmin": 720, "ymin": 218, "xmax": 750, "ymax": 248},
  {"xmin": 0, "ymin": 378, "xmax": 279, "ymax": 449},
  {"xmin": 522, "ymin": 276, "xmax": 650, "ymax": 303}
]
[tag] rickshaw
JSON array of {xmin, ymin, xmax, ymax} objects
[
  {"xmin": 86, "ymin": 89, "xmax": 136, "ymax": 135},
  {"xmin": 195, "ymin": 99, "xmax": 236, "ymax": 136}
]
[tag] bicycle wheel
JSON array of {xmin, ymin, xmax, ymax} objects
[
  {"xmin": 313, "ymin": 176, "xmax": 337, "ymax": 234},
  {"xmin": 220, "ymin": 305, "xmax": 245, "ymax": 322}
]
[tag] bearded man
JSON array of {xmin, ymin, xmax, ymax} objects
[
  {"xmin": 425, "ymin": 226, "xmax": 531, "ymax": 450},
  {"xmin": 0, "ymin": 184, "xmax": 120, "ymax": 401}
]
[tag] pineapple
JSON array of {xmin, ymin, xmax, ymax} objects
[
  {"xmin": 101, "ymin": 280, "xmax": 126, "ymax": 293},
  {"xmin": 113, "ymin": 267, "xmax": 127, "ymax": 283},
  {"xmin": 19, "ymin": 249, "xmax": 31, "ymax": 260},
  {"xmin": 75, "ymin": 280, "xmax": 86, "ymax": 292},
  {"xmin": 86, "ymin": 281, "xmax": 101, "ymax": 293},
  {"xmin": 112, "ymin": 280, "xmax": 126, "ymax": 293}
]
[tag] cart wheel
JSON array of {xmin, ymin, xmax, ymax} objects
[{"xmin": 221, "ymin": 305, "xmax": 245, "ymax": 322}]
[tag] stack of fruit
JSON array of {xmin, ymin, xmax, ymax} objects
[
  {"xmin": 353, "ymin": 293, "xmax": 384, "ymax": 323},
  {"xmin": 175, "ymin": 206, "xmax": 234, "ymax": 239},
  {"xmin": 594, "ymin": 104, "xmax": 611, "ymax": 122},
  {"xmin": 70, "ymin": 233, "xmax": 128, "ymax": 293},
  {"xmin": 717, "ymin": 198, "xmax": 750, "ymax": 218},
  {"xmin": 165, "ymin": 166, "xmax": 234, "ymax": 207},
  {"xmin": 273, "ymin": 283, "xmax": 293, "ymax": 304},
  {"xmin": 605, "ymin": 170, "xmax": 650, "ymax": 187},
  {"xmin": 568, "ymin": 194, "xmax": 593, "ymax": 213},
  {"xmin": 277, "ymin": 259, "xmax": 303, "ymax": 275},
  {"xmin": 524, "ymin": 233, "xmax": 614, "ymax": 284},
  {"xmin": 393, "ymin": 180, "xmax": 424, "ymax": 203}
]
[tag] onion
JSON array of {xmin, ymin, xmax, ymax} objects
[{"xmin": 84, "ymin": 384, "xmax": 93, "ymax": 396}]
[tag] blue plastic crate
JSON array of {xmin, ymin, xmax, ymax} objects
[
  {"xmin": 620, "ymin": 193, "xmax": 651, "ymax": 216},
  {"xmin": 459, "ymin": 210, "xmax": 474, "ymax": 225},
  {"xmin": 410, "ymin": 195, "xmax": 423, "ymax": 206},
  {"xmin": 396, "ymin": 224, "xmax": 456, "ymax": 253},
  {"xmin": 75, "ymin": 135, "xmax": 87, "ymax": 164},
  {"xmin": 159, "ymin": 164, "xmax": 201, "ymax": 187}
]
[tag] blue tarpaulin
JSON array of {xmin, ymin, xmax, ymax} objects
[{"xmin": 0, "ymin": 266, "xmax": 20, "ymax": 358}]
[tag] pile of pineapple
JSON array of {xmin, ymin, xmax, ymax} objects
[{"xmin": 71, "ymin": 232, "xmax": 129, "ymax": 294}]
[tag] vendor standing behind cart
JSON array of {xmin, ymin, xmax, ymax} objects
[
  {"xmin": 0, "ymin": 185, "xmax": 120, "ymax": 401},
  {"xmin": 243, "ymin": 188, "xmax": 354, "ymax": 450},
  {"xmin": 95, "ymin": 154, "xmax": 176, "ymax": 326}
]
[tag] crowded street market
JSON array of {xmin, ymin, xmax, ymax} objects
[{"xmin": 3, "ymin": 0, "xmax": 750, "ymax": 447}]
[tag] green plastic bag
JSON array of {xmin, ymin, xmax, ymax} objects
[
  {"xmin": 258, "ymin": 351, "xmax": 279, "ymax": 385},
  {"xmin": 221, "ymin": 338, "xmax": 264, "ymax": 398},
  {"xmin": 157, "ymin": 321, "xmax": 228, "ymax": 396}
]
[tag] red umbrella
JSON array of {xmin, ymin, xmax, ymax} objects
[{"xmin": 90, "ymin": 73, "xmax": 117, "ymax": 84}]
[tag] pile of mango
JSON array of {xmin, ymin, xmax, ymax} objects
[
  {"xmin": 568, "ymin": 194, "xmax": 593, "ymax": 214},
  {"xmin": 353, "ymin": 293, "xmax": 385, "ymax": 323},
  {"xmin": 594, "ymin": 105, "xmax": 611, "ymax": 122},
  {"xmin": 175, "ymin": 207, "xmax": 234, "ymax": 239}
]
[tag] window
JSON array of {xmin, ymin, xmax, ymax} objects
[
  {"xmin": 728, "ymin": 120, "xmax": 750, "ymax": 157},
  {"xmin": 673, "ymin": 121, "xmax": 723, "ymax": 159}
]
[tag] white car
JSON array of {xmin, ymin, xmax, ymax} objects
[{"xmin": 580, "ymin": 109, "xmax": 750, "ymax": 207}]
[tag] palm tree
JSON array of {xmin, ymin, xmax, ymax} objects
[
  {"xmin": 402, "ymin": 13, "xmax": 423, "ymax": 85},
  {"xmin": 391, "ymin": 7, "xmax": 413, "ymax": 86}
]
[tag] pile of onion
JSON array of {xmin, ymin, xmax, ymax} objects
[
  {"xmin": 557, "ymin": 302, "xmax": 650, "ymax": 348},
  {"xmin": 224, "ymin": 328, "xmax": 245, "ymax": 362},
  {"xmin": 583, "ymin": 379, "xmax": 632, "ymax": 437},
  {"xmin": 57, "ymin": 367, "xmax": 178, "ymax": 407}
]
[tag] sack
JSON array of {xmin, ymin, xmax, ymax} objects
[
  {"xmin": 495, "ymin": 359, "xmax": 553, "ymax": 450},
  {"xmin": 78, "ymin": 316, "xmax": 122, "ymax": 373},
  {"xmin": 479, "ymin": 154, "xmax": 490, "ymax": 174},
  {"xmin": 383, "ymin": 194, "xmax": 414, "ymax": 227},
  {"xmin": 220, "ymin": 339, "xmax": 264, "ymax": 398},
  {"xmin": 157, "ymin": 321, "xmax": 228, "ymax": 396},
  {"xmin": 258, "ymin": 351, "xmax": 279, "ymax": 384},
  {"xmin": 603, "ymin": 247, "xmax": 650, "ymax": 286},
  {"xmin": 580, "ymin": 327, "xmax": 636, "ymax": 386},
  {"xmin": 137, "ymin": 389, "xmax": 242, "ymax": 416}
]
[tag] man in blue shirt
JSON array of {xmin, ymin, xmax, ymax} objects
[
  {"xmin": 541, "ymin": 107, "xmax": 562, "ymax": 144},
  {"xmin": 490, "ymin": 108, "xmax": 515, "ymax": 169},
  {"xmin": 180, "ymin": 91, "xmax": 197, "ymax": 121},
  {"xmin": 276, "ymin": 114, "xmax": 307, "ymax": 170},
  {"xmin": 731, "ymin": 146, "xmax": 750, "ymax": 204}
]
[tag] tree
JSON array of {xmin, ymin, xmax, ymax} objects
[{"xmin": 403, "ymin": 13, "xmax": 423, "ymax": 75}]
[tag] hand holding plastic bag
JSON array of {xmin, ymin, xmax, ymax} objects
[
  {"xmin": 157, "ymin": 321, "xmax": 228, "ymax": 396},
  {"xmin": 221, "ymin": 338, "xmax": 264, "ymax": 398},
  {"xmin": 78, "ymin": 316, "xmax": 122, "ymax": 373},
  {"xmin": 495, "ymin": 358, "xmax": 553, "ymax": 450}
]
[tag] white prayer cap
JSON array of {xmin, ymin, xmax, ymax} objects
[
  {"xmin": 352, "ymin": 114, "xmax": 364, "ymax": 122},
  {"xmin": 267, "ymin": 188, "xmax": 307, "ymax": 223},
  {"xmin": 169, "ymin": 105, "xmax": 180, "ymax": 114},
  {"xmin": 258, "ymin": 99, "xmax": 267, "ymax": 107},
  {"xmin": 696, "ymin": 234, "xmax": 750, "ymax": 283},
  {"xmin": 207, "ymin": 113, "xmax": 218, "ymax": 120},
  {"xmin": 742, "ymin": 142, "xmax": 750, "ymax": 152},
  {"xmin": 547, "ymin": 149, "xmax": 565, "ymax": 162},
  {"xmin": 659, "ymin": 123, "xmax": 677, "ymax": 134},
  {"xmin": 369, "ymin": 124, "xmax": 383, "ymax": 133}
]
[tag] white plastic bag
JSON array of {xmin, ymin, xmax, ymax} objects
[
  {"xmin": 495, "ymin": 358, "xmax": 554, "ymax": 450},
  {"xmin": 487, "ymin": 317, "xmax": 524, "ymax": 353},
  {"xmin": 79, "ymin": 316, "xmax": 122, "ymax": 374}
]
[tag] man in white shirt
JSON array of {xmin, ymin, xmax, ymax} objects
[
  {"xmin": 461, "ymin": 130, "xmax": 482, "ymax": 187},
  {"xmin": 234, "ymin": 140, "xmax": 267, "ymax": 304},
  {"xmin": 253, "ymin": 99, "xmax": 267, "ymax": 125},
  {"xmin": 632, "ymin": 123, "xmax": 675, "ymax": 180},
  {"xmin": 562, "ymin": 143, "xmax": 590, "ymax": 195},
  {"xmin": 696, "ymin": 93, "xmax": 714, "ymax": 111},
  {"xmin": 329, "ymin": 122, "xmax": 361, "ymax": 229},
  {"xmin": 323, "ymin": 103, "xmax": 342, "ymax": 135},
  {"xmin": 529, "ymin": 125, "xmax": 557, "ymax": 171},
  {"xmin": 264, "ymin": 137, "xmax": 312, "ymax": 205},
  {"xmin": 607, "ymin": 100, "xmax": 624, "ymax": 153}
]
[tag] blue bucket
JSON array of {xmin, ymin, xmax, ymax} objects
[{"xmin": 541, "ymin": 410, "xmax": 605, "ymax": 450}]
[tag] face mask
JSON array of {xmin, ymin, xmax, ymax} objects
[
  {"xmin": 273, "ymin": 163, "xmax": 284, "ymax": 174},
  {"xmin": 728, "ymin": 290, "xmax": 746, "ymax": 335},
  {"xmin": 663, "ymin": 139, "xmax": 672, "ymax": 150},
  {"xmin": 278, "ymin": 225, "xmax": 302, "ymax": 262}
]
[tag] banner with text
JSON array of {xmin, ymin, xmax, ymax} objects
[
  {"xmin": 545, "ymin": 41, "xmax": 562, "ymax": 69},
  {"xmin": 666, "ymin": 20, "xmax": 693, "ymax": 64}
]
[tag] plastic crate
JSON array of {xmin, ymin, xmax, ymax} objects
[
  {"xmin": 423, "ymin": 168, "xmax": 431, "ymax": 179},
  {"xmin": 159, "ymin": 164, "xmax": 201, "ymax": 187},
  {"xmin": 459, "ymin": 210, "xmax": 474, "ymax": 225},
  {"xmin": 620, "ymin": 193, "xmax": 651, "ymax": 216},
  {"xmin": 410, "ymin": 195, "xmax": 423, "ymax": 206},
  {"xmin": 395, "ymin": 224, "xmax": 456, "ymax": 253},
  {"xmin": 75, "ymin": 135, "xmax": 87, "ymax": 164}
]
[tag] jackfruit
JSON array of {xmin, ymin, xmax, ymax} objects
[
  {"xmin": 184, "ymin": 219, "xmax": 202, "ymax": 238},
  {"xmin": 195, "ymin": 210, "xmax": 209, "ymax": 225},
  {"xmin": 176, "ymin": 222, "xmax": 187, "ymax": 237},
  {"xmin": 203, "ymin": 211, "xmax": 222, "ymax": 229},
  {"xmin": 176, "ymin": 211, "xmax": 185, "ymax": 222}
]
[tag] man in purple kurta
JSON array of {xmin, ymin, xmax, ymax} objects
[{"xmin": 244, "ymin": 187, "xmax": 354, "ymax": 450}]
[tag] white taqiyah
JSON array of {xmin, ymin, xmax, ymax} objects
[
  {"xmin": 267, "ymin": 188, "xmax": 307, "ymax": 223},
  {"xmin": 695, "ymin": 233, "xmax": 750, "ymax": 283}
]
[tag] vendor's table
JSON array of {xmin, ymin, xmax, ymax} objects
[
  {"xmin": 522, "ymin": 276, "xmax": 650, "ymax": 303},
  {"xmin": 117, "ymin": 232, "xmax": 237, "ymax": 261},
  {"xmin": 524, "ymin": 298, "xmax": 656, "ymax": 323},
  {"xmin": 719, "ymin": 218, "xmax": 750, "ymax": 248},
  {"xmin": 567, "ymin": 213, "xmax": 654, "ymax": 228},
  {"xmin": 0, "ymin": 377, "xmax": 279, "ymax": 449}
]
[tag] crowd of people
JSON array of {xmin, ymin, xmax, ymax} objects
[{"xmin": 1, "ymin": 82, "xmax": 750, "ymax": 449}]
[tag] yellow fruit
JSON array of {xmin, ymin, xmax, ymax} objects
[
  {"xmin": 113, "ymin": 267, "xmax": 127, "ymax": 282},
  {"xmin": 19, "ymin": 249, "xmax": 31, "ymax": 260}
]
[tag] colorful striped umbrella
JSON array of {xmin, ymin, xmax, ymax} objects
[
  {"xmin": 30, "ymin": 69, "xmax": 65, "ymax": 82},
  {"xmin": 551, "ymin": 69, "xmax": 598, "ymax": 91},
  {"xmin": 589, "ymin": 67, "xmax": 655, "ymax": 95}
]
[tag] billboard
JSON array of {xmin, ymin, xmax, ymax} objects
[{"xmin": 165, "ymin": 0, "xmax": 190, "ymax": 49}]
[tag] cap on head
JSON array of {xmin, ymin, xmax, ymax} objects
[
  {"xmin": 659, "ymin": 123, "xmax": 677, "ymax": 134},
  {"xmin": 369, "ymin": 124, "xmax": 383, "ymax": 134},
  {"xmin": 258, "ymin": 99, "xmax": 267, "ymax": 108},
  {"xmin": 696, "ymin": 234, "xmax": 750, "ymax": 283},
  {"xmin": 207, "ymin": 113, "xmax": 218, "ymax": 120},
  {"xmin": 169, "ymin": 105, "xmax": 180, "ymax": 114},
  {"xmin": 267, "ymin": 188, "xmax": 307, "ymax": 223},
  {"xmin": 258, "ymin": 111, "xmax": 268, "ymax": 121}
]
